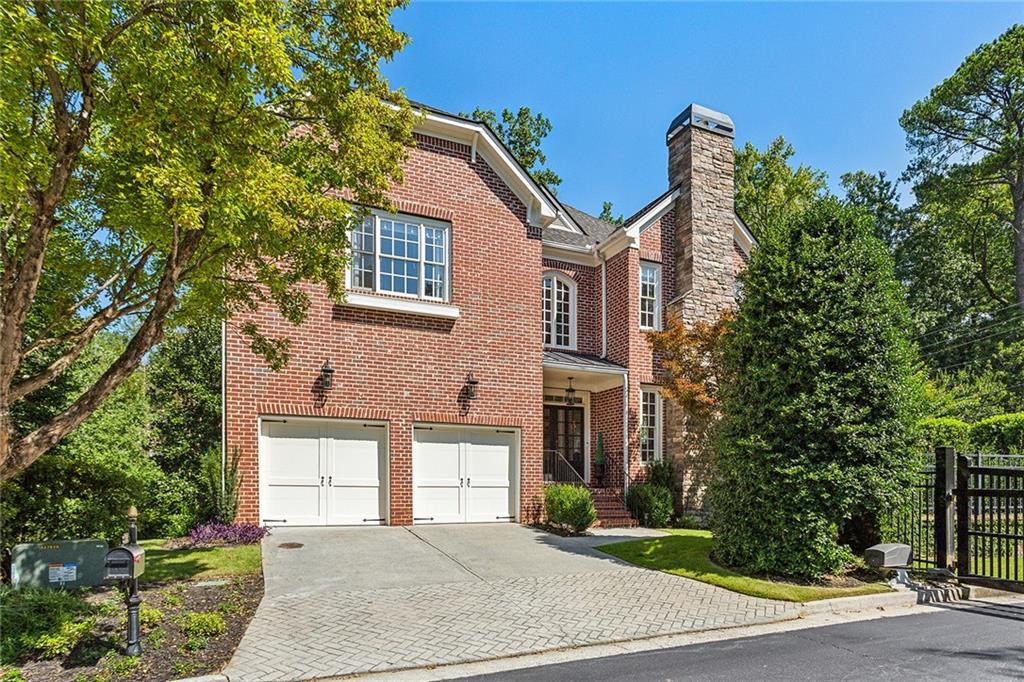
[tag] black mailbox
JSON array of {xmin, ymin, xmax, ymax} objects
[{"xmin": 105, "ymin": 544, "xmax": 145, "ymax": 581}]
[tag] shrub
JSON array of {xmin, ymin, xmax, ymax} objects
[
  {"xmin": 710, "ymin": 199, "xmax": 923, "ymax": 579},
  {"xmin": 970, "ymin": 413, "xmax": 1024, "ymax": 453},
  {"xmin": 626, "ymin": 483, "xmax": 673, "ymax": 527},
  {"xmin": 187, "ymin": 522, "xmax": 268, "ymax": 546},
  {"xmin": 199, "ymin": 447, "xmax": 243, "ymax": 523},
  {"xmin": 645, "ymin": 459, "xmax": 675, "ymax": 490},
  {"xmin": 0, "ymin": 587, "xmax": 95, "ymax": 664},
  {"xmin": 178, "ymin": 611, "xmax": 226, "ymax": 639},
  {"xmin": 915, "ymin": 417, "xmax": 971, "ymax": 453},
  {"xmin": 544, "ymin": 484, "xmax": 596, "ymax": 533}
]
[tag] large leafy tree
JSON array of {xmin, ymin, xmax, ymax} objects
[
  {"xmin": 711, "ymin": 199, "xmax": 922, "ymax": 579},
  {"xmin": 734, "ymin": 136, "xmax": 828, "ymax": 238},
  {"xmin": 0, "ymin": 1, "xmax": 414, "ymax": 479},
  {"xmin": 901, "ymin": 24, "xmax": 1024, "ymax": 310},
  {"xmin": 463, "ymin": 106, "xmax": 562, "ymax": 192}
]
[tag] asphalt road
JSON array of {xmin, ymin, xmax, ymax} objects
[{"xmin": 467, "ymin": 600, "xmax": 1024, "ymax": 681}]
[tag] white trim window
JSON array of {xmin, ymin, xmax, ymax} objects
[
  {"xmin": 639, "ymin": 262, "xmax": 661, "ymax": 330},
  {"xmin": 348, "ymin": 211, "xmax": 450, "ymax": 301},
  {"xmin": 542, "ymin": 271, "xmax": 576, "ymax": 349},
  {"xmin": 640, "ymin": 387, "xmax": 662, "ymax": 464}
]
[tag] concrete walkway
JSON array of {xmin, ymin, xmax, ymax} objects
[{"xmin": 224, "ymin": 525, "xmax": 798, "ymax": 680}]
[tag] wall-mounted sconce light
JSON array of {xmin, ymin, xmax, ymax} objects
[
  {"xmin": 320, "ymin": 359, "xmax": 335, "ymax": 390},
  {"xmin": 465, "ymin": 371, "xmax": 479, "ymax": 400}
]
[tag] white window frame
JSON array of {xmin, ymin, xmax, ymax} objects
[
  {"xmin": 639, "ymin": 261, "xmax": 662, "ymax": 331},
  {"xmin": 639, "ymin": 387, "xmax": 662, "ymax": 464},
  {"xmin": 347, "ymin": 210, "xmax": 452, "ymax": 303},
  {"xmin": 541, "ymin": 270, "xmax": 577, "ymax": 350}
]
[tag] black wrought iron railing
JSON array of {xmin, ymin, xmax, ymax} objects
[{"xmin": 543, "ymin": 449, "xmax": 586, "ymax": 486}]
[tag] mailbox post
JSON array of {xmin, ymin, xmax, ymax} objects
[{"xmin": 104, "ymin": 506, "xmax": 146, "ymax": 657}]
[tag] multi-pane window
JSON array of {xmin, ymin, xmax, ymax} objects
[
  {"xmin": 639, "ymin": 262, "xmax": 661, "ymax": 330},
  {"xmin": 640, "ymin": 388, "xmax": 661, "ymax": 463},
  {"xmin": 349, "ymin": 212, "xmax": 449, "ymax": 301},
  {"xmin": 542, "ymin": 273, "xmax": 575, "ymax": 348}
]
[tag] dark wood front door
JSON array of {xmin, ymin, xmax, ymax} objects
[{"xmin": 544, "ymin": 404, "xmax": 585, "ymax": 480}]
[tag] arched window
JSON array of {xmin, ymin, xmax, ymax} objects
[{"xmin": 542, "ymin": 271, "xmax": 576, "ymax": 349}]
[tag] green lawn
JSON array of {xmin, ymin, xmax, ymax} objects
[
  {"xmin": 139, "ymin": 540, "xmax": 262, "ymax": 583},
  {"xmin": 598, "ymin": 529, "xmax": 891, "ymax": 603}
]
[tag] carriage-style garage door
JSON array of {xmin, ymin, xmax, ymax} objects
[
  {"xmin": 412, "ymin": 426, "xmax": 518, "ymax": 524},
  {"xmin": 260, "ymin": 418, "xmax": 387, "ymax": 526}
]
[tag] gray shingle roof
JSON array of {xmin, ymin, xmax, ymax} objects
[{"xmin": 542, "ymin": 350, "xmax": 626, "ymax": 373}]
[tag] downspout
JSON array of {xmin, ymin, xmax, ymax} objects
[
  {"xmin": 600, "ymin": 253, "xmax": 608, "ymax": 358},
  {"xmin": 622, "ymin": 372, "xmax": 630, "ymax": 494},
  {"xmin": 221, "ymin": 318, "xmax": 227, "ymax": 494}
]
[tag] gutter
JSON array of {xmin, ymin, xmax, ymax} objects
[
  {"xmin": 221, "ymin": 318, "xmax": 227, "ymax": 494},
  {"xmin": 600, "ymin": 252, "xmax": 608, "ymax": 358}
]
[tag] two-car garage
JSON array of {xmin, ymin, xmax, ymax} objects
[{"xmin": 259, "ymin": 418, "xmax": 519, "ymax": 527}]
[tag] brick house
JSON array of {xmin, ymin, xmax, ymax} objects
[{"xmin": 225, "ymin": 102, "xmax": 753, "ymax": 527}]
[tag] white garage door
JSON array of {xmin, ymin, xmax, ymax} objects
[
  {"xmin": 260, "ymin": 418, "xmax": 387, "ymax": 526},
  {"xmin": 412, "ymin": 426, "xmax": 517, "ymax": 524}
]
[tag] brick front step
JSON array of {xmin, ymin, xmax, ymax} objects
[{"xmin": 587, "ymin": 487, "xmax": 638, "ymax": 529}]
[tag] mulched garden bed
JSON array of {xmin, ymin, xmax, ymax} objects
[{"xmin": 13, "ymin": 575, "xmax": 262, "ymax": 682}]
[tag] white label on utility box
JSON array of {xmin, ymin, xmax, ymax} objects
[{"xmin": 48, "ymin": 562, "xmax": 77, "ymax": 583}]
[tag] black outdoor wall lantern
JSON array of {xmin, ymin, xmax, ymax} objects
[
  {"xmin": 465, "ymin": 371, "xmax": 479, "ymax": 400},
  {"xmin": 320, "ymin": 359, "xmax": 335, "ymax": 390},
  {"xmin": 565, "ymin": 377, "xmax": 579, "ymax": 405}
]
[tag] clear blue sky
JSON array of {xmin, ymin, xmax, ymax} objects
[{"xmin": 382, "ymin": 2, "xmax": 1022, "ymax": 215}]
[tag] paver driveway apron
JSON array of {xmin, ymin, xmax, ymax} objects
[{"xmin": 225, "ymin": 525, "xmax": 799, "ymax": 680}]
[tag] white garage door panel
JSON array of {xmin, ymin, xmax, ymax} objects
[
  {"xmin": 413, "ymin": 426, "xmax": 517, "ymax": 524},
  {"xmin": 326, "ymin": 424, "xmax": 386, "ymax": 525},
  {"xmin": 261, "ymin": 419, "xmax": 387, "ymax": 526},
  {"xmin": 465, "ymin": 433, "xmax": 514, "ymax": 522},
  {"xmin": 263, "ymin": 421, "xmax": 324, "ymax": 525},
  {"xmin": 412, "ymin": 429, "xmax": 463, "ymax": 523}
]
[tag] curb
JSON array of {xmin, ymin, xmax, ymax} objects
[
  {"xmin": 798, "ymin": 589, "xmax": 918, "ymax": 616},
  {"xmin": 173, "ymin": 675, "xmax": 228, "ymax": 682}
]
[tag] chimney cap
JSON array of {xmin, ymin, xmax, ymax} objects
[{"xmin": 666, "ymin": 103, "xmax": 735, "ymax": 143}]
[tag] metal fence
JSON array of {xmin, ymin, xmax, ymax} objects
[
  {"xmin": 957, "ymin": 454, "xmax": 1024, "ymax": 588},
  {"xmin": 885, "ymin": 460, "xmax": 938, "ymax": 568}
]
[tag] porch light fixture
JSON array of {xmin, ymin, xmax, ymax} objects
[
  {"xmin": 465, "ymin": 371, "xmax": 479, "ymax": 400},
  {"xmin": 565, "ymin": 377, "xmax": 579, "ymax": 405},
  {"xmin": 320, "ymin": 359, "xmax": 335, "ymax": 390}
]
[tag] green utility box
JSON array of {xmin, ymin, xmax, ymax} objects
[{"xmin": 11, "ymin": 539, "xmax": 109, "ymax": 589}]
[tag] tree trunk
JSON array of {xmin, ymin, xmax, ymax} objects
[{"xmin": 1014, "ymin": 177, "xmax": 1024, "ymax": 311}]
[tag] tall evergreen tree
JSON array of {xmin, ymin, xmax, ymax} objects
[{"xmin": 711, "ymin": 199, "xmax": 923, "ymax": 579}]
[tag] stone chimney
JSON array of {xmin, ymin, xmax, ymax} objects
[
  {"xmin": 665, "ymin": 104, "xmax": 736, "ymax": 326},
  {"xmin": 664, "ymin": 104, "xmax": 736, "ymax": 517}
]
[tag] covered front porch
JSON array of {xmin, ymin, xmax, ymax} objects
[{"xmin": 542, "ymin": 350, "xmax": 629, "ymax": 490}]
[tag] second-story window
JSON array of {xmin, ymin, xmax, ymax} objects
[
  {"xmin": 542, "ymin": 272, "xmax": 576, "ymax": 349},
  {"xmin": 639, "ymin": 262, "xmax": 661, "ymax": 330},
  {"xmin": 349, "ymin": 211, "xmax": 450, "ymax": 301}
]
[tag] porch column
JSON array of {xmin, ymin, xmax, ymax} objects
[{"xmin": 622, "ymin": 372, "xmax": 630, "ymax": 494}]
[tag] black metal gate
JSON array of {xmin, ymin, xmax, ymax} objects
[{"xmin": 885, "ymin": 446, "xmax": 1024, "ymax": 593}]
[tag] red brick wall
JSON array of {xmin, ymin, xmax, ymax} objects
[
  {"xmin": 542, "ymin": 258, "xmax": 602, "ymax": 356},
  {"xmin": 226, "ymin": 133, "xmax": 543, "ymax": 525}
]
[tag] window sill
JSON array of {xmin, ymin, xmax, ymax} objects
[{"xmin": 341, "ymin": 292, "xmax": 460, "ymax": 319}]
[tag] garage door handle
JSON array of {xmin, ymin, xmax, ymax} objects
[
  {"xmin": 320, "ymin": 476, "xmax": 324, "ymax": 486},
  {"xmin": 467, "ymin": 477, "xmax": 471, "ymax": 487},
  {"xmin": 328, "ymin": 476, "xmax": 332, "ymax": 486},
  {"xmin": 460, "ymin": 477, "xmax": 464, "ymax": 487}
]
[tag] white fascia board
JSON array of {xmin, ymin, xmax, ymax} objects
[
  {"xmin": 734, "ymin": 214, "xmax": 756, "ymax": 256},
  {"xmin": 342, "ymin": 292, "xmax": 460, "ymax": 319},
  {"xmin": 416, "ymin": 112, "xmax": 558, "ymax": 228},
  {"xmin": 596, "ymin": 229, "xmax": 638, "ymax": 260},
  {"xmin": 628, "ymin": 188, "xmax": 680, "ymax": 240},
  {"xmin": 542, "ymin": 241, "xmax": 599, "ymax": 266}
]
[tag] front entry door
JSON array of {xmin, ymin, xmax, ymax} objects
[{"xmin": 544, "ymin": 405, "xmax": 585, "ymax": 480}]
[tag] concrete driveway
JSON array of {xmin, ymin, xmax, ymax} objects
[{"xmin": 225, "ymin": 525, "xmax": 798, "ymax": 680}]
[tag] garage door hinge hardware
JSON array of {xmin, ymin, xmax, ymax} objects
[
  {"xmin": 263, "ymin": 418, "xmax": 288, "ymax": 423},
  {"xmin": 496, "ymin": 516, "xmax": 514, "ymax": 520},
  {"xmin": 363, "ymin": 518, "xmax": 386, "ymax": 522},
  {"xmin": 263, "ymin": 518, "xmax": 287, "ymax": 523},
  {"xmin": 413, "ymin": 517, "xmax": 435, "ymax": 521},
  {"xmin": 414, "ymin": 426, "xmax": 433, "ymax": 430},
  {"xmin": 362, "ymin": 423, "xmax": 386, "ymax": 428},
  {"xmin": 496, "ymin": 429, "xmax": 515, "ymax": 433}
]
